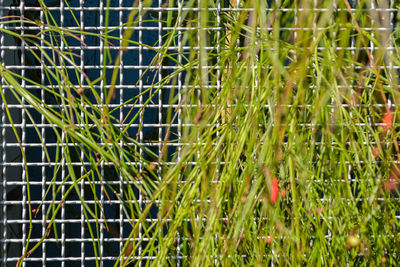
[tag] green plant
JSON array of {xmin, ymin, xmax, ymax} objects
[{"xmin": 1, "ymin": 0, "xmax": 400, "ymax": 266}]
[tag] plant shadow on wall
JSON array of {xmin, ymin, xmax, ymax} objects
[{"xmin": 1, "ymin": 0, "xmax": 400, "ymax": 266}]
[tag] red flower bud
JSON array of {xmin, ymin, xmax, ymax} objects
[
  {"xmin": 265, "ymin": 235, "xmax": 272, "ymax": 244},
  {"xmin": 381, "ymin": 112, "xmax": 394, "ymax": 131},
  {"xmin": 270, "ymin": 177, "xmax": 279, "ymax": 204}
]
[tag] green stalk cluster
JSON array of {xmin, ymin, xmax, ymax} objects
[{"xmin": 1, "ymin": 0, "xmax": 400, "ymax": 266}]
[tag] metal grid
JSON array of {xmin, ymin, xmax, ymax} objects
[{"xmin": 0, "ymin": 0, "xmax": 398, "ymax": 266}]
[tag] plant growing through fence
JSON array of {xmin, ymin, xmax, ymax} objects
[{"xmin": 1, "ymin": 0, "xmax": 400, "ymax": 266}]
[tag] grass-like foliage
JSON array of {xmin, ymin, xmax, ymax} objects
[{"xmin": 2, "ymin": 0, "xmax": 400, "ymax": 265}]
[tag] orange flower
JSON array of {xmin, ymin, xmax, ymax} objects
[
  {"xmin": 270, "ymin": 177, "xmax": 279, "ymax": 204},
  {"xmin": 381, "ymin": 112, "xmax": 394, "ymax": 131}
]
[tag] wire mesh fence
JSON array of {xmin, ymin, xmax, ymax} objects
[{"xmin": 1, "ymin": 0, "xmax": 400, "ymax": 266}]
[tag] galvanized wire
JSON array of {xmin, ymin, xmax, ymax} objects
[{"xmin": 0, "ymin": 0, "xmax": 397, "ymax": 266}]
